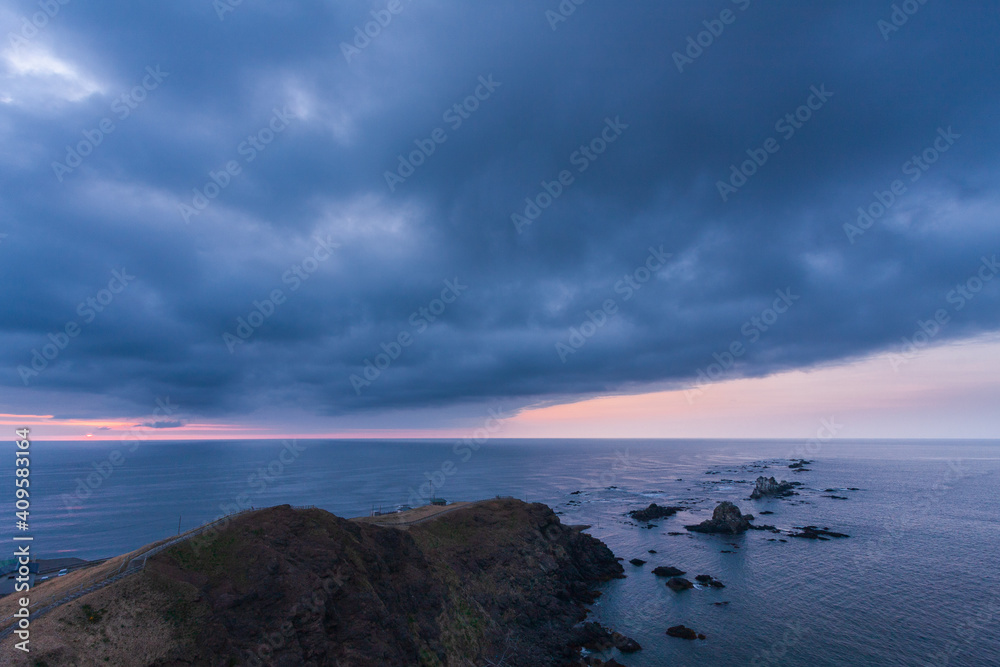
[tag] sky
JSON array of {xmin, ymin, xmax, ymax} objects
[{"xmin": 2, "ymin": 1, "xmax": 999, "ymax": 441}]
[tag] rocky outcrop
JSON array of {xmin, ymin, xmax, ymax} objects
[
  {"xmin": 573, "ymin": 622, "xmax": 642, "ymax": 654},
  {"xmin": 666, "ymin": 577, "xmax": 694, "ymax": 591},
  {"xmin": 749, "ymin": 476, "xmax": 799, "ymax": 499},
  {"xmin": 651, "ymin": 565, "xmax": 685, "ymax": 577},
  {"xmin": 627, "ymin": 503, "xmax": 684, "ymax": 521},
  {"xmin": 629, "ymin": 558, "xmax": 646, "ymax": 566},
  {"xmin": 685, "ymin": 501, "xmax": 751, "ymax": 534}
]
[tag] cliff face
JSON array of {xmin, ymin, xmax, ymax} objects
[{"xmin": 20, "ymin": 500, "xmax": 623, "ymax": 667}]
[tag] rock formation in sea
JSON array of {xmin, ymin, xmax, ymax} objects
[
  {"xmin": 627, "ymin": 503, "xmax": 685, "ymax": 521},
  {"xmin": 685, "ymin": 501, "xmax": 752, "ymax": 534},
  {"xmin": 666, "ymin": 576, "xmax": 695, "ymax": 591},
  {"xmin": 749, "ymin": 475, "xmax": 799, "ymax": 499}
]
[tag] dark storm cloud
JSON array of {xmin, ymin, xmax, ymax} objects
[{"xmin": 2, "ymin": 0, "xmax": 999, "ymax": 421}]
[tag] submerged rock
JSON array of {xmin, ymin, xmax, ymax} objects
[
  {"xmin": 666, "ymin": 625, "xmax": 705, "ymax": 640},
  {"xmin": 695, "ymin": 574, "xmax": 725, "ymax": 588},
  {"xmin": 685, "ymin": 501, "xmax": 751, "ymax": 534},
  {"xmin": 627, "ymin": 503, "xmax": 685, "ymax": 522},
  {"xmin": 749, "ymin": 476, "xmax": 798, "ymax": 499},
  {"xmin": 748, "ymin": 523, "xmax": 780, "ymax": 532},
  {"xmin": 788, "ymin": 525, "xmax": 850, "ymax": 539}
]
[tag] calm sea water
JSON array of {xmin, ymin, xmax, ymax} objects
[{"xmin": 4, "ymin": 438, "xmax": 999, "ymax": 666}]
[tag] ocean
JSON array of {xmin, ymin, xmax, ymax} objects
[{"xmin": 5, "ymin": 438, "xmax": 999, "ymax": 666}]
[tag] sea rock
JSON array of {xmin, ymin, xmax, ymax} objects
[
  {"xmin": 788, "ymin": 459, "xmax": 812, "ymax": 469},
  {"xmin": 749, "ymin": 476, "xmax": 798, "ymax": 500},
  {"xmin": 627, "ymin": 503, "xmax": 684, "ymax": 522},
  {"xmin": 694, "ymin": 574, "xmax": 725, "ymax": 588},
  {"xmin": 666, "ymin": 625, "xmax": 705, "ymax": 640},
  {"xmin": 651, "ymin": 566, "xmax": 685, "ymax": 577},
  {"xmin": 666, "ymin": 577, "xmax": 694, "ymax": 591},
  {"xmin": 748, "ymin": 523, "xmax": 779, "ymax": 532},
  {"xmin": 788, "ymin": 525, "xmax": 849, "ymax": 539},
  {"xmin": 685, "ymin": 501, "xmax": 751, "ymax": 534},
  {"xmin": 629, "ymin": 558, "xmax": 646, "ymax": 566}
]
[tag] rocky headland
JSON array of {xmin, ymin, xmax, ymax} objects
[{"xmin": 9, "ymin": 499, "xmax": 633, "ymax": 667}]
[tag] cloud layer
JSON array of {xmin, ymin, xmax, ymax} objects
[{"xmin": 2, "ymin": 0, "xmax": 999, "ymax": 426}]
